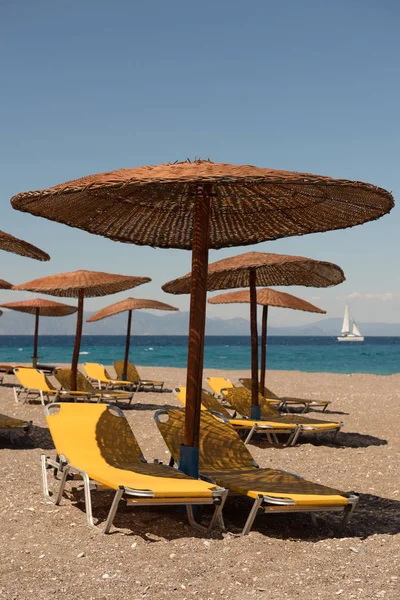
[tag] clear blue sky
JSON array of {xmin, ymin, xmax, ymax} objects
[{"xmin": 0, "ymin": 0, "xmax": 399, "ymax": 326}]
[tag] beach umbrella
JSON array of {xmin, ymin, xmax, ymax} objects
[
  {"xmin": 86, "ymin": 297, "xmax": 179, "ymax": 379},
  {"xmin": 13, "ymin": 271, "xmax": 151, "ymax": 387},
  {"xmin": 0, "ymin": 298, "xmax": 77, "ymax": 367},
  {"xmin": 0, "ymin": 230, "xmax": 49, "ymax": 261},
  {"xmin": 208, "ymin": 287, "xmax": 326, "ymax": 393},
  {"xmin": 0, "ymin": 280, "xmax": 13, "ymax": 290},
  {"xmin": 163, "ymin": 251, "xmax": 342, "ymax": 418},
  {"xmin": 10, "ymin": 159, "xmax": 394, "ymax": 475}
]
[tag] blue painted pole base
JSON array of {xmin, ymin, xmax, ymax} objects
[
  {"xmin": 251, "ymin": 405, "xmax": 261, "ymax": 420},
  {"xmin": 179, "ymin": 444, "xmax": 199, "ymax": 479}
]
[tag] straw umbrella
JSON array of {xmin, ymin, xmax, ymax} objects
[
  {"xmin": 0, "ymin": 299, "xmax": 78, "ymax": 367},
  {"xmin": 0, "ymin": 280, "xmax": 13, "ymax": 290},
  {"xmin": 10, "ymin": 160, "xmax": 394, "ymax": 475},
  {"xmin": 163, "ymin": 251, "xmax": 343, "ymax": 418},
  {"xmin": 208, "ymin": 287, "xmax": 326, "ymax": 392},
  {"xmin": 13, "ymin": 271, "xmax": 151, "ymax": 387},
  {"xmin": 0, "ymin": 230, "xmax": 49, "ymax": 261},
  {"xmin": 86, "ymin": 298, "xmax": 179, "ymax": 379}
]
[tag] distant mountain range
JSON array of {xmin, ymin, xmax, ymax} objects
[{"xmin": 0, "ymin": 310, "xmax": 399, "ymax": 336}]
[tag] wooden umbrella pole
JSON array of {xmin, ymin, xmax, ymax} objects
[
  {"xmin": 32, "ymin": 307, "xmax": 39, "ymax": 368},
  {"xmin": 71, "ymin": 289, "xmax": 84, "ymax": 390},
  {"xmin": 182, "ymin": 183, "xmax": 211, "ymax": 478},
  {"xmin": 260, "ymin": 304, "xmax": 268, "ymax": 393},
  {"xmin": 122, "ymin": 309, "xmax": 132, "ymax": 380},
  {"xmin": 249, "ymin": 268, "xmax": 260, "ymax": 419}
]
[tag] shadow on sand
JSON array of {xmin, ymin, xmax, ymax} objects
[
  {"xmin": 60, "ymin": 486, "xmax": 400, "ymax": 542},
  {"xmin": 251, "ymin": 430, "xmax": 387, "ymax": 449},
  {"xmin": 0, "ymin": 423, "xmax": 55, "ymax": 450}
]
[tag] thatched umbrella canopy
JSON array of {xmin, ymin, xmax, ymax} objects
[
  {"xmin": 209, "ymin": 288, "xmax": 326, "ymax": 392},
  {"xmin": 0, "ymin": 230, "xmax": 49, "ymax": 261},
  {"xmin": 13, "ymin": 270, "xmax": 150, "ymax": 386},
  {"xmin": 163, "ymin": 251, "xmax": 342, "ymax": 418},
  {"xmin": 10, "ymin": 159, "xmax": 394, "ymax": 476},
  {"xmin": 87, "ymin": 298, "xmax": 178, "ymax": 379},
  {"xmin": 0, "ymin": 298, "xmax": 77, "ymax": 367},
  {"xmin": 0, "ymin": 280, "xmax": 12, "ymax": 290}
]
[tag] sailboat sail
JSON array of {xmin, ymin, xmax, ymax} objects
[
  {"xmin": 341, "ymin": 305, "xmax": 350, "ymax": 335},
  {"xmin": 352, "ymin": 320, "xmax": 362, "ymax": 337}
]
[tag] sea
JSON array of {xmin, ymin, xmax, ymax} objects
[{"xmin": 0, "ymin": 335, "xmax": 399, "ymax": 375}]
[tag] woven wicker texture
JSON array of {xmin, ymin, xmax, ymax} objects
[
  {"xmin": 0, "ymin": 280, "xmax": 12, "ymax": 290},
  {"xmin": 208, "ymin": 287, "xmax": 325, "ymax": 313},
  {"xmin": 0, "ymin": 230, "xmax": 49, "ymax": 261},
  {"xmin": 12, "ymin": 270, "xmax": 151, "ymax": 298},
  {"xmin": 87, "ymin": 297, "xmax": 178, "ymax": 322},
  {"xmin": 157, "ymin": 410, "xmax": 346, "ymax": 497},
  {"xmin": 0, "ymin": 298, "xmax": 77, "ymax": 317},
  {"xmin": 10, "ymin": 160, "xmax": 393, "ymax": 250},
  {"xmin": 163, "ymin": 252, "xmax": 345, "ymax": 294}
]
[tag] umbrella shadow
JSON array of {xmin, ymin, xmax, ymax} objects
[
  {"xmin": 222, "ymin": 492, "xmax": 400, "ymax": 540},
  {"xmin": 310, "ymin": 431, "xmax": 388, "ymax": 448},
  {"xmin": 251, "ymin": 431, "xmax": 387, "ymax": 449},
  {"xmin": 65, "ymin": 487, "xmax": 224, "ymax": 540}
]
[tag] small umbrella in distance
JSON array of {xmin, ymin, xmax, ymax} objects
[
  {"xmin": 0, "ymin": 298, "xmax": 77, "ymax": 367},
  {"xmin": 13, "ymin": 270, "xmax": 150, "ymax": 387},
  {"xmin": 208, "ymin": 287, "xmax": 326, "ymax": 392},
  {"xmin": 87, "ymin": 298, "xmax": 178, "ymax": 379}
]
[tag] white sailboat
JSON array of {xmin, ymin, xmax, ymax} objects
[{"xmin": 337, "ymin": 304, "xmax": 364, "ymax": 342}]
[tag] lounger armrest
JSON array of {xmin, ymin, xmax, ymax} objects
[{"xmin": 262, "ymin": 494, "xmax": 295, "ymax": 506}]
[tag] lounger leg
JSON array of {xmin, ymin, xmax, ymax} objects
[
  {"xmin": 54, "ymin": 467, "xmax": 70, "ymax": 505},
  {"xmin": 244, "ymin": 424, "xmax": 257, "ymax": 445},
  {"xmin": 208, "ymin": 489, "xmax": 228, "ymax": 531},
  {"xmin": 186, "ymin": 505, "xmax": 207, "ymax": 532},
  {"xmin": 81, "ymin": 471, "xmax": 95, "ymax": 527},
  {"xmin": 242, "ymin": 496, "xmax": 264, "ymax": 536},
  {"xmin": 288, "ymin": 426, "xmax": 302, "ymax": 446},
  {"xmin": 338, "ymin": 502, "xmax": 357, "ymax": 534},
  {"xmin": 41, "ymin": 454, "xmax": 51, "ymax": 499},
  {"xmin": 103, "ymin": 486, "xmax": 124, "ymax": 534},
  {"xmin": 310, "ymin": 513, "xmax": 318, "ymax": 527}
]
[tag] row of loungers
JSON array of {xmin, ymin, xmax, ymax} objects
[
  {"xmin": 9, "ymin": 368, "xmax": 343, "ymax": 448},
  {"xmin": 42, "ymin": 402, "xmax": 358, "ymax": 536},
  {"xmin": 11, "ymin": 361, "xmax": 165, "ymax": 406}
]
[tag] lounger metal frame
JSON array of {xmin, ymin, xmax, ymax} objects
[
  {"xmin": 215, "ymin": 388, "xmax": 342, "ymax": 445},
  {"xmin": 0, "ymin": 420, "xmax": 32, "ymax": 444},
  {"xmin": 13, "ymin": 368, "xmax": 61, "ymax": 406},
  {"xmin": 41, "ymin": 404, "xmax": 227, "ymax": 534},
  {"xmin": 237, "ymin": 378, "xmax": 331, "ymax": 413},
  {"xmin": 154, "ymin": 408, "xmax": 358, "ymax": 536}
]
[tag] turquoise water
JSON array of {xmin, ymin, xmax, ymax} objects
[{"xmin": 1, "ymin": 335, "xmax": 399, "ymax": 375}]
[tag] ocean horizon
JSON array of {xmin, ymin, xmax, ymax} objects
[{"xmin": 1, "ymin": 335, "xmax": 399, "ymax": 375}]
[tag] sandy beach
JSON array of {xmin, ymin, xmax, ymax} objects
[{"xmin": 0, "ymin": 366, "xmax": 399, "ymax": 600}]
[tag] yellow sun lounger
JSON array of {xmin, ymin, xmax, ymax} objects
[
  {"xmin": 55, "ymin": 368, "xmax": 135, "ymax": 406},
  {"xmin": 155, "ymin": 408, "xmax": 358, "ymax": 535},
  {"xmin": 223, "ymin": 387, "xmax": 342, "ymax": 444},
  {"xmin": 114, "ymin": 360, "xmax": 164, "ymax": 392},
  {"xmin": 82, "ymin": 362, "xmax": 135, "ymax": 391},
  {"xmin": 238, "ymin": 378, "xmax": 331, "ymax": 413},
  {"xmin": 174, "ymin": 386, "xmax": 290, "ymax": 445},
  {"xmin": 206, "ymin": 376, "xmax": 280, "ymax": 407},
  {"xmin": 41, "ymin": 403, "xmax": 227, "ymax": 534},
  {"xmin": 13, "ymin": 367, "xmax": 62, "ymax": 405},
  {"xmin": 0, "ymin": 413, "xmax": 32, "ymax": 443}
]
